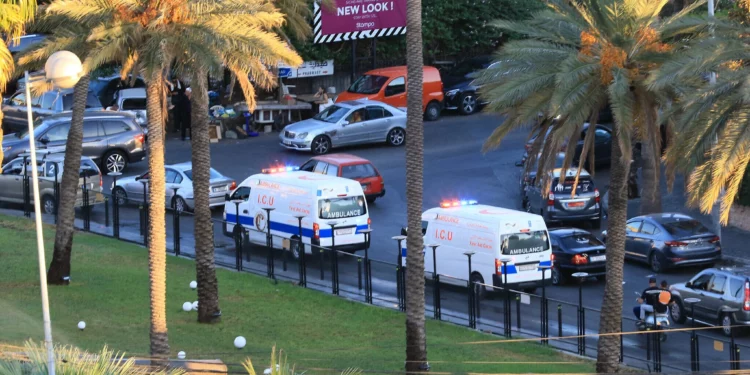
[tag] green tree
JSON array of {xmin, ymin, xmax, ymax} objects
[
  {"xmin": 478, "ymin": 0, "xmax": 707, "ymax": 371},
  {"xmin": 0, "ymin": 0, "xmax": 37, "ymax": 166}
]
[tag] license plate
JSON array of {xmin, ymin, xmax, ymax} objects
[
  {"xmin": 590, "ymin": 255, "xmax": 606, "ymax": 262},
  {"xmin": 213, "ymin": 186, "xmax": 227, "ymax": 192},
  {"xmin": 335, "ymin": 228, "xmax": 353, "ymax": 236},
  {"xmin": 518, "ymin": 263, "xmax": 537, "ymax": 271},
  {"xmin": 566, "ymin": 201, "xmax": 585, "ymax": 208}
]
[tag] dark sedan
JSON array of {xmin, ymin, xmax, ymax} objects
[
  {"xmin": 442, "ymin": 56, "xmax": 500, "ymax": 115},
  {"xmin": 602, "ymin": 213, "xmax": 721, "ymax": 273},
  {"xmin": 549, "ymin": 228, "xmax": 607, "ymax": 285}
]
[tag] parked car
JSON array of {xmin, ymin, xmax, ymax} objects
[
  {"xmin": 442, "ymin": 56, "xmax": 500, "ymax": 115},
  {"xmin": 112, "ymin": 162, "xmax": 235, "ymax": 212},
  {"xmin": 110, "ymin": 88, "xmax": 147, "ymax": 133},
  {"xmin": 549, "ymin": 228, "xmax": 607, "ymax": 285},
  {"xmin": 2, "ymin": 111, "xmax": 146, "ymax": 173},
  {"xmin": 524, "ymin": 168, "xmax": 602, "ymax": 229},
  {"xmin": 0, "ymin": 151, "xmax": 104, "ymax": 214},
  {"xmin": 602, "ymin": 213, "xmax": 722, "ymax": 272},
  {"xmin": 669, "ymin": 267, "xmax": 750, "ymax": 336},
  {"xmin": 2, "ymin": 89, "xmax": 103, "ymax": 134},
  {"xmin": 90, "ymin": 74, "xmax": 146, "ymax": 109},
  {"xmin": 336, "ymin": 66, "xmax": 444, "ymax": 121},
  {"xmin": 299, "ymin": 154, "xmax": 386, "ymax": 203},
  {"xmin": 522, "ymin": 123, "xmax": 613, "ymax": 167},
  {"xmin": 279, "ymin": 100, "xmax": 407, "ymax": 155}
]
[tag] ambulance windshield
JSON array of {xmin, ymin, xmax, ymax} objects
[
  {"xmin": 501, "ymin": 230, "xmax": 550, "ymax": 255},
  {"xmin": 319, "ymin": 196, "xmax": 367, "ymax": 219}
]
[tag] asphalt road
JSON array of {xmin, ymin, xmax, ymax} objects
[{"xmin": 8, "ymin": 111, "xmax": 747, "ymax": 372}]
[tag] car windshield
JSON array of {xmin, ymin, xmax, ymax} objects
[
  {"xmin": 661, "ymin": 219, "xmax": 711, "ymax": 237},
  {"xmin": 184, "ymin": 169, "xmax": 223, "ymax": 180},
  {"xmin": 313, "ymin": 105, "xmax": 350, "ymax": 123},
  {"xmin": 560, "ymin": 233, "xmax": 603, "ymax": 249},
  {"xmin": 62, "ymin": 92, "xmax": 102, "ymax": 110},
  {"xmin": 16, "ymin": 117, "xmax": 47, "ymax": 139},
  {"xmin": 501, "ymin": 230, "xmax": 550, "ymax": 255},
  {"xmin": 318, "ymin": 196, "xmax": 367, "ymax": 219},
  {"xmin": 449, "ymin": 58, "xmax": 491, "ymax": 77},
  {"xmin": 348, "ymin": 74, "xmax": 388, "ymax": 94}
]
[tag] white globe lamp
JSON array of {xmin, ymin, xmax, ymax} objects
[
  {"xmin": 189, "ymin": 281, "xmax": 197, "ymax": 290},
  {"xmin": 182, "ymin": 302, "xmax": 192, "ymax": 312},
  {"xmin": 234, "ymin": 336, "xmax": 246, "ymax": 349},
  {"xmin": 77, "ymin": 321, "xmax": 86, "ymax": 330},
  {"xmin": 177, "ymin": 351, "xmax": 186, "ymax": 359},
  {"xmin": 192, "ymin": 301, "xmax": 199, "ymax": 311},
  {"xmin": 45, "ymin": 51, "xmax": 83, "ymax": 89}
]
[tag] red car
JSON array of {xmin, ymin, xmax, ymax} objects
[{"xmin": 299, "ymin": 154, "xmax": 386, "ymax": 202}]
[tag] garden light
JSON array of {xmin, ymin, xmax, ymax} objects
[{"xmin": 234, "ymin": 336, "xmax": 246, "ymax": 349}]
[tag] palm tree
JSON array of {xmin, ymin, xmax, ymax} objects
[
  {"xmin": 0, "ymin": 0, "xmax": 37, "ymax": 166},
  {"xmin": 15, "ymin": 26, "xmax": 96, "ymax": 285},
  {"xmin": 403, "ymin": 0, "xmax": 427, "ymax": 371},
  {"xmin": 650, "ymin": 17, "xmax": 750, "ymax": 226},
  {"xmin": 478, "ymin": 0, "xmax": 707, "ymax": 371}
]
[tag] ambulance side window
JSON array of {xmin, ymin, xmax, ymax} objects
[
  {"xmin": 422, "ymin": 220, "xmax": 428, "ymax": 235},
  {"xmin": 231, "ymin": 187, "xmax": 251, "ymax": 201}
]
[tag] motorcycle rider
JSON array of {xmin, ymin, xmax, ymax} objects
[{"xmin": 633, "ymin": 277, "xmax": 660, "ymax": 321}]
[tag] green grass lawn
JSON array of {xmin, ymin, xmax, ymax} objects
[{"xmin": 0, "ymin": 215, "xmax": 593, "ymax": 374}]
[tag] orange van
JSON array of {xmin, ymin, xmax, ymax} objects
[{"xmin": 336, "ymin": 66, "xmax": 444, "ymax": 121}]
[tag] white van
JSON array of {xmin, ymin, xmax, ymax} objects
[
  {"xmin": 223, "ymin": 167, "xmax": 371, "ymax": 258},
  {"xmin": 402, "ymin": 201, "xmax": 552, "ymax": 295}
]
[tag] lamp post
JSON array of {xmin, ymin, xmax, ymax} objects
[
  {"xmin": 684, "ymin": 297, "xmax": 701, "ymax": 372},
  {"xmin": 27, "ymin": 50, "xmax": 84, "ymax": 375},
  {"xmin": 294, "ymin": 215, "xmax": 306, "ymax": 287},
  {"xmin": 359, "ymin": 228, "xmax": 373, "ymax": 303},
  {"xmin": 498, "ymin": 255, "xmax": 512, "ymax": 337},
  {"xmin": 464, "ymin": 251, "xmax": 476, "ymax": 328},
  {"xmin": 426, "ymin": 244, "xmax": 440, "ymax": 320},
  {"xmin": 328, "ymin": 221, "xmax": 339, "ymax": 295},
  {"xmin": 392, "ymin": 235, "xmax": 407, "ymax": 312},
  {"xmin": 539, "ymin": 265, "xmax": 552, "ymax": 343},
  {"xmin": 109, "ymin": 172, "xmax": 121, "ymax": 238},
  {"xmin": 171, "ymin": 187, "xmax": 180, "ymax": 256},
  {"xmin": 572, "ymin": 272, "xmax": 589, "ymax": 356}
]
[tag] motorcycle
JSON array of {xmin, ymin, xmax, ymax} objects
[{"xmin": 634, "ymin": 291, "xmax": 670, "ymax": 342}]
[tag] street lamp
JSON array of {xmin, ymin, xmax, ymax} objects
[
  {"xmin": 572, "ymin": 272, "xmax": 589, "ymax": 356},
  {"xmin": 27, "ymin": 50, "xmax": 83, "ymax": 375}
]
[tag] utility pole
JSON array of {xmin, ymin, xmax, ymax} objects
[{"xmin": 707, "ymin": 0, "xmax": 723, "ymax": 238}]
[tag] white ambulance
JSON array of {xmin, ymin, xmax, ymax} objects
[
  {"xmin": 402, "ymin": 200, "xmax": 552, "ymax": 296},
  {"xmin": 223, "ymin": 166, "xmax": 371, "ymax": 257}
]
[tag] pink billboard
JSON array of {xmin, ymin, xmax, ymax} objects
[{"xmin": 314, "ymin": 0, "xmax": 406, "ymax": 43}]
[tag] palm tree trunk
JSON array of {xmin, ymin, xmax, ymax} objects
[
  {"xmin": 595, "ymin": 129, "xmax": 630, "ymax": 373},
  {"xmin": 404, "ymin": 0, "xmax": 427, "ymax": 370},
  {"xmin": 145, "ymin": 76, "xmax": 170, "ymax": 361},
  {"xmin": 47, "ymin": 75, "xmax": 90, "ymax": 285},
  {"xmin": 191, "ymin": 69, "xmax": 221, "ymax": 323},
  {"xmin": 639, "ymin": 95, "xmax": 661, "ymax": 215}
]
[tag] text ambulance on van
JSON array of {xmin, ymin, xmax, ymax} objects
[
  {"xmin": 223, "ymin": 166, "xmax": 371, "ymax": 258},
  {"xmin": 401, "ymin": 200, "xmax": 552, "ymax": 296}
]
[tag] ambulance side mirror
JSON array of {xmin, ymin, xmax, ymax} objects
[
  {"xmin": 224, "ymin": 193, "xmax": 230, "ymax": 201},
  {"xmin": 401, "ymin": 227, "xmax": 407, "ymax": 236}
]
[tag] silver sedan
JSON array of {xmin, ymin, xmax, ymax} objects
[
  {"xmin": 279, "ymin": 100, "xmax": 407, "ymax": 155},
  {"xmin": 112, "ymin": 162, "xmax": 235, "ymax": 212}
]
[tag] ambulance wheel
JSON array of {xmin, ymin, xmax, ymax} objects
[
  {"xmin": 290, "ymin": 236, "xmax": 301, "ymax": 260},
  {"xmin": 470, "ymin": 272, "xmax": 487, "ymax": 300}
]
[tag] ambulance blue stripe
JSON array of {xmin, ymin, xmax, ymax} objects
[{"xmin": 227, "ymin": 214, "xmax": 368, "ymax": 239}]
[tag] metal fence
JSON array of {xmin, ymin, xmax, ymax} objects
[{"xmin": 19, "ymin": 181, "xmax": 750, "ymax": 374}]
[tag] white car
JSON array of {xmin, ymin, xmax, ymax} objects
[
  {"xmin": 112, "ymin": 162, "xmax": 235, "ymax": 212},
  {"xmin": 111, "ymin": 88, "xmax": 147, "ymax": 133},
  {"xmin": 279, "ymin": 100, "xmax": 407, "ymax": 155}
]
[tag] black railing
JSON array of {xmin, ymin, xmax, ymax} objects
[{"xmin": 15, "ymin": 183, "xmax": 750, "ymax": 374}]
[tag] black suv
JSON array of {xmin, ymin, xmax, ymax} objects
[
  {"xmin": 2, "ymin": 111, "xmax": 146, "ymax": 173},
  {"xmin": 442, "ymin": 56, "xmax": 499, "ymax": 115}
]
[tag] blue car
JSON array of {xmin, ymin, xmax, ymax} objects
[{"xmin": 603, "ymin": 213, "xmax": 721, "ymax": 273}]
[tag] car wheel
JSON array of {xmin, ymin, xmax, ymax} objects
[
  {"xmin": 112, "ymin": 187, "xmax": 128, "ymax": 206},
  {"xmin": 424, "ymin": 102, "xmax": 441, "ymax": 121},
  {"xmin": 459, "ymin": 93, "xmax": 477, "ymax": 115},
  {"xmin": 172, "ymin": 196, "xmax": 188, "ymax": 213},
  {"xmin": 386, "ymin": 128, "xmax": 405, "ymax": 146},
  {"xmin": 311, "ymin": 135, "xmax": 331, "ymax": 155},
  {"xmin": 552, "ymin": 266, "xmax": 566, "ymax": 285},
  {"xmin": 103, "ymin": 150, "xmax": 128, "ymax": 173},
  {"xmin": 649, "ymin": 252, "xmax": 664, "ymax": 273},
  {"xmin": 42, "ymin": 195, "xmax": 56, "ymax": 215},
  {"xmin": 470, "ymin": 272, "xmax": 487, "ymax": 300},
  {"xmin": 722, "ymin": 313, "xmax": 735, "ymax": 337},
  {"xmin": 671, "ymin": 298, "xmax": 687, "ymax": 324}
]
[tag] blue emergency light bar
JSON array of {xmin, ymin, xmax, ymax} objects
[
  {"xmin": 440, "ymin": 200, "xmax": 478, "ymax": 208},
  {"xmin": 262, "ymin": 166, "xmax": 299, "ymax": 174}
]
